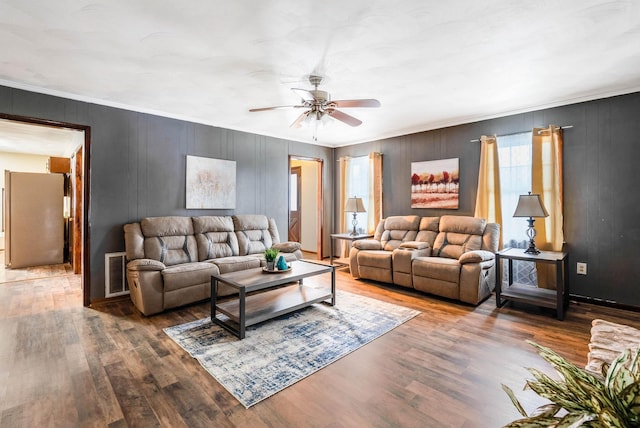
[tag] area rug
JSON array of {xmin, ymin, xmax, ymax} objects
[{"xmin": 163, "ymin": 290, "xmax": 420, "ymax": 408}]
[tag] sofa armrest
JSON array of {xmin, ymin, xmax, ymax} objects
[
  {"xmin": 127, "ymin": 258, "xmax": 166, "ymax": 271},
  {"xmin": 459, "ymin": 250, "xmax": 495, "ymax": 265},
  {"xmin": 352, "ymin": 239, "xmax": 382, "ymax": 250},
  {"xmin": 399, "ymin": 241, "xmax": 431, "ymax": 251},
  {"xmin": 271, "ymin": 242, "xmax": 301, "ymax": 253}
]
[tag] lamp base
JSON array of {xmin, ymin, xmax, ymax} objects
[
  {"xmin": 523, "ymin": 217, "xmax": 540, "ymax": 254},
  {"xmin": 350, "ymin": 213, "xmax": 358, "ymax": 236},
  {"xmin": 523, "ymin": 241, "xmax": 541, "ymax": 255}
]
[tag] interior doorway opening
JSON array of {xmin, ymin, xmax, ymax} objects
[
  {"xmin": 289, "ymin": 156, "xmax": 323, "ymax": 260},
  {"xmin": 0, "ymin": 113, "xmax": 90, "ymax": 306}
]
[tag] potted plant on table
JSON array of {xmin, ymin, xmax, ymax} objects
[{"xmin": 264, "ymin": 248, "xmax": 279, "ymax": 271}]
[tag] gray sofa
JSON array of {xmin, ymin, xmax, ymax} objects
[
  {"xmin": 349, "ymin": 215, "xmax": 500, "ymax": 305},
  {"xmin": 123, "ymin": 214, "xmax": 302, "ymax": 315}
]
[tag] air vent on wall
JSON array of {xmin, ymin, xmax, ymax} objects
[{"xmin": 105, "ymin": 252, "xmax": 129, "ymax": 297}]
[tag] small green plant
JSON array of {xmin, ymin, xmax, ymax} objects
[
  {"xmin": 264, "ymin": 247, "xmax": 279, "ymax": 262},
  {"xmin": 503, "ymin": 340, "xmax": 640, "ymax": 428}
]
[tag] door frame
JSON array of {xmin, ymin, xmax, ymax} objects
[
  {"xmin": 0, "ymin": 112, "xmax": 91, "ymax": 307},
  {"xmin": 288, "ymin": 155, "xmax": 324, "ymax": 259},
  {"xmin": 288, "ymin": 166, "xmax": 302, "ymax": 243}
]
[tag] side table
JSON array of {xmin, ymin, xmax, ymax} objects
[
  {"xmin": 495, "ymin": 248, "xmax": 569, "ymax": 320},
  {"xmin": 330, "ymin": 233, "xmax": 373, "ymax": 267}
]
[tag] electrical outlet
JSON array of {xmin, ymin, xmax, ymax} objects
[{"xmin": 577, "ymin": 262, "xmax": 587, "ymax": 275}]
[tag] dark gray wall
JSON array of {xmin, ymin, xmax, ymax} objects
[
  {"xmin": 336, "ymin": 91, "xmax": 640, "ymax": 308},
  {"xmin": 4, "ymin": 84, "xmax": 640, "ymax": 308},
  {"xmin": 0, "ymin": 86, "xmax": 334, "ymax": 301}
]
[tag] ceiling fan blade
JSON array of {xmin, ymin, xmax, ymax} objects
[
  {"xmin": 331, "ymin": 99, "xmax": 381, "ymax": 108},
  {"xmin": 290, "ymin": 111, "xmax": 310, "ymax": 128},
  {"xmin": 327, "ymin": 109, "xmax": 362, "ymax": 127},
  {"xmin": 249, "ymin": 105, "xmax": 304, "ymax": 112},
  {"xmin": 291, "ymin": 88, "xmax": 315, "ymax": 102}
]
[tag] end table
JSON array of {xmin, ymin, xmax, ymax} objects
[
  {"xmin": 495, "ymin": 248, "xmax": 569, "ymax": 320},
  {"xmin": 330, "ymin": 233, "xmax": 373, "ymax": 267}
]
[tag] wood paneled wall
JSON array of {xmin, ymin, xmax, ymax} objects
[
  {"xmin": 2, "ymin": 84, "xmax": 640, "ymax": 308},
  {"xmin": 335, "ymin": 92, "xmax": 640, "ymax": 308},
  {"xmin": 0, "ymin": 86, "xmax": 333, "ymax": 301}
]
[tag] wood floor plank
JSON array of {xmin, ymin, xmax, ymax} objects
[{"xmin": 1, "ymin": 263, "xmax": 639, "ymax": 427}]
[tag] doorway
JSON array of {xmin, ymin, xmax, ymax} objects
[
  {"xmin": 0, "ymin": 113, "xmax": 91, "ymax": 306},
  {"xmin": 289, "ymin": 156, "xmax": 323, "ymax": 260}
]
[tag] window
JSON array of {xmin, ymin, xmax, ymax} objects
[
  {"xmin": 498, "ymin": 132, "xmax": 532, "ymax": 247},
  {"xmin": 497, "ymin": 131, "xmax": 537, "ymax": 285},
  {"xmin": 345, "ymin": 155, "xmax": 369, "ymax": 234}
]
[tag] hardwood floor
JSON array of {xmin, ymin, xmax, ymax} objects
[{"xmin": 1, "ymin": 265, "xmax": 638, "ymax": 427}]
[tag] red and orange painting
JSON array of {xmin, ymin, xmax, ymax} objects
[{"xmin": 410, "ymin": 158, "xmax": 459, "ymax": 209}]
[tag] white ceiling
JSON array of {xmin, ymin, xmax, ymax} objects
[
  {"xmin": 0, "ymin": 119, "xmax": 83, "ymax": 158},
  {"xmin": 1, "ymin": 0, "xmax": 640, "ymax": 148}
]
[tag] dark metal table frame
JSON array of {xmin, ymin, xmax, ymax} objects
[{"xmin": 210, "ymin": 260, "xmax": 335, "ymax": 339}]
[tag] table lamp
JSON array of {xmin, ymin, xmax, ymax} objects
[
  {"xmin": 345, "ymin": 197, "xmax": 366, "ymax": 236},
  {"xmin": 513, "ymin": 192, "xmax": 549, "ymax": 254}
]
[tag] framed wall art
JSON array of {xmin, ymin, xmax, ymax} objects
[
  {"xmin": 410, "ymin": 158, "xmax": 459, "ymax": 209},
  {"xmin": 186, "ymin": 155, "xmax": 236, "ymax": 209}
]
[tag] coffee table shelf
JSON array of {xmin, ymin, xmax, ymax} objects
[
  {"xmin": 211, "ymin": 260, "xmax": 335, "ymax": 339},
  {"xmin": 215, "ymin": 284, "xmax": 333, "ymax": 326}
]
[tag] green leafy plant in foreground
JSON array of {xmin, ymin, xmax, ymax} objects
[
  {"xmin": 502, "ymin": 341, "xmax": 640, "ymax": 427},
  {"xmin": 264, "ymin": 247, "xmax": 280, "ymax": 262}
]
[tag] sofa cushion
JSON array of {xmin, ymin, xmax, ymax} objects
[
  {"xmin": 353, "ymin": 239, "xmax": 382, "ymax": 250},
  {"xmin": 432, "ymin": 216, "xmax": 486, "ymax": 260},
  {"xmin": 413, "ymin": 257, "xmax": 461, "ymax": 283},
  {"xmin": 380, "ymin": 215, "xmax": 420, "ymax": 251},
  {"xmin": 372, "ymin": 218, "xmax": 386, "ymax": 241},
  {"xmin": 124, "ymin": 223, "xmax": 145, "ymax": 260},
  {"xmin": 272, "ymin": 242, "xmax": 301, "ymax": 253},
  {"xmin": 211, "ymin": 256, "xmax": 261, "ymax": 274},
  {"xmin": 482, "ymin": 223, "xmax": 501, "ymax": 253},
  {"xmin": 439, "ymin": 215, "xmax": 487, "ymax": 235},
  {"xmin": 357, "ymin": 250, "xmax": 393, "ymax": 269},
  {"xmin": 140, "ymin": 217, "xmax": 198, "ymax": 266},
  {"xmin": 161, "ymin": 262, "xmax": 220, "ymax": 292},
  {"xmin": 415, "ymin": 216, "xmax": 440, "ymax": 246},
  {"xmin": 143, "ymin": 235, "xmax": 198, "ymax": 266},
  {"xmin": 141, "ymin": 216, "xmax": 194, "ymax": 237},
  {"xmin": 127, "ymin": 259, "xmax": 165, "ymax": 271},
  {"xmin": 459, "ymin": 250, "xmax": 495, "ymax": 264},
  {"xmin": 193, "ymin": 216, "xmax": 239, "ymax": 260},
  {"xmin": 234, "ymin": 215, "xmax": 274, "ymax": 255},
  {"xmin": 268, "ymin": 218, "xmax": 282, "ymax": 244}
]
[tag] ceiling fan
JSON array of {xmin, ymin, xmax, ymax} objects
[{"xmin": 249, "ymin": 75, "xmax": 381, "ymax": 129}]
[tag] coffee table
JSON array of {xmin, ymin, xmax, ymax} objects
[{"xmin": 210, "ymin": 260, "xmax": 335, "ymax": 339}]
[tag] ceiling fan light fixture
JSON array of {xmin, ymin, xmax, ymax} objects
[
  {"xmin": 249, "ymin": 74, "xmax": 380, "ymax": 133},
  {"xmin": 300, "ymin": 109, "xmax": 331, "ymax": 128}
]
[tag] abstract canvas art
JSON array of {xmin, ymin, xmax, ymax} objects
[
  {"xmin": 410, "ymin": 158, "xmax": 459, "ymax": 209},
  {"xmin": 186, "ymin": 155, "xmax": 236, "ymax": 209}
]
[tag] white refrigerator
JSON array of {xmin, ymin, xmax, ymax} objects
[{"xmin": 4, "ymin": 171, "xmax": 64, "ymax": 268}]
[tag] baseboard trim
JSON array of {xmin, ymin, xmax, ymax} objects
[
  {"xmin": 571, "ymin": 294, "xmax": 640, "ymax": 312},
  {"xmin": 90, "ymin": 294, "xmax": 130, "ymax": 307}
]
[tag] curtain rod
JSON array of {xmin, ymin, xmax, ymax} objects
[
  {"xmin": 336, "ymin": 152, "xmax": 383, "ymax": 161},
  {"xmin": 469, "ymin": 125, "xmax": 573, "ymax": 143}
]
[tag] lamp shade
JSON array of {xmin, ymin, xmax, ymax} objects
[
  {"xmin": 345, "ymin": 197, "xmax": 366, "ymax": 213},
  {"xmin": 513, "ymin": 193, "xmax": 549, "ymax": 218}
]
